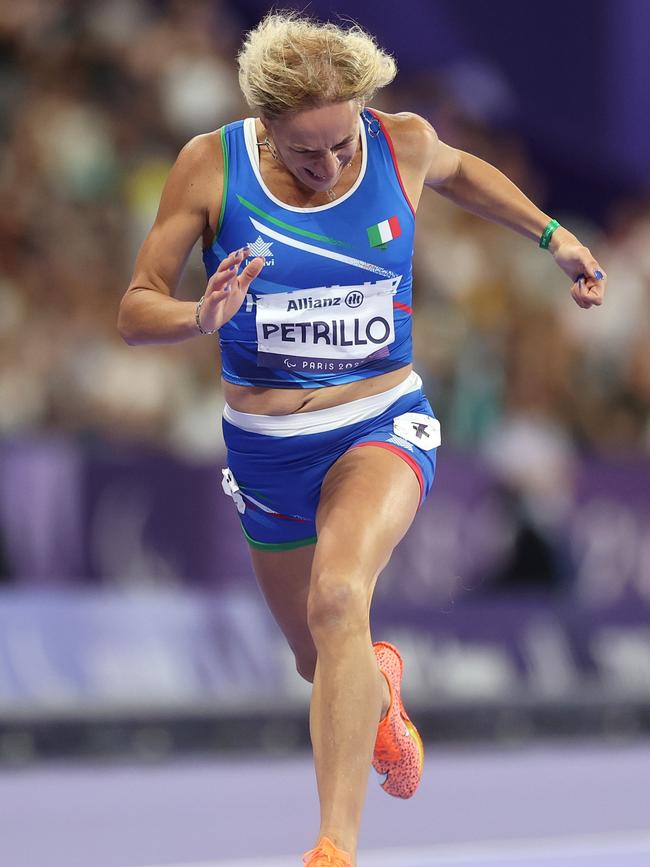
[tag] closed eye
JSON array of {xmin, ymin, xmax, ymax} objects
[{"xmin": 291, "ymin": 137, "xmax": 355, "ymax": 155}]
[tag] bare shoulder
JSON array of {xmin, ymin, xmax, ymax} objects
[
  {"xmin": 371, "ymin": 109, "xmax": 461, "ymax": 190},
  {"xmin": 177, "ymin": 130, "xmax": 223, "ymax": 170},
  {"xmin": 370, "ymin": 109, "xmax": 438, "ymax": 171},
  {"xmin": 164, "ymin": 130, "xmax": 223, "ymax": 211},
  {"xmin": 125, "ymin": 129, "xmax": 227, "ymax": 299}
]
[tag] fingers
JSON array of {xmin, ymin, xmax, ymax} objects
[
  {"xmin": 572, "ymin": 267, "xmax": 606, "ymax": 309},
  {"xmin": 572, "ymin": 280, "xmax": 601, "ymax": 309},
  {"xmin": 237, "ymin": 257, "xmax": 265, "ymax": 292},
  {"xmin": 222, "ymin": 246, "xmax": 249, "ymax": 271},
  {"xmin": 571, "ymin": 250, "xmax": 607, "ymax": 309},
  {"xmin": 587, "ymin": 259, "xmax": 606, "ymax": 282},
  {"xmin": 206, "ymin": 264, "xmax": 236, "ymax": 295},
  {"xmin": 206, "ymin": 247, "xmax": 250, "ymax": 294},
  {"xmin": 571, "ymin": 279, "xmax": 591, "ymax": 309},
  {"xmin": 205, "ymin": 245, "xmax": 264, "ymax": 304}
]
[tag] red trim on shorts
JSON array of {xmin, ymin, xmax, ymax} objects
[
  {"xmin": 350, "ymin": 441, "xmax": 424, "ymax": 505},
  {"xmin": 367, "ymin": 109, "xmax": 416, "ymax": 218},
  {"xmin": 393, "ymin": 300, "xmax": 413, "ymax": 315},
  {"xmin": 244, "ymin": 499, "xmax": 310, "ymax": 523}
]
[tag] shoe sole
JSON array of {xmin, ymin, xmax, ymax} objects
[{"xmin": 373, "ymin": 641, "xmax": 424, "ymax": 798}]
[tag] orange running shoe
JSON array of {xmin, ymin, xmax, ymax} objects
[
  {"xmin": 372, "ymin": 641, "xmax": 424, "ymax": 799},
  {"xmin": 302, "ymin": 836, "xmax": 352, "ymax": 866}
]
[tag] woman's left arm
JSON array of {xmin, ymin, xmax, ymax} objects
[{"xmin": 424, "ymin": 126, "xmax": 607, "ymax": 309}]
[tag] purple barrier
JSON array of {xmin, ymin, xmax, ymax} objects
[
  {"xmin": 0, "ymin": 589, "xmax": 294, "ymax": 713},
  {"xmin": 0, "ymin": 588, "xmax": 648, "ymax": 712},
  {"xmin": 1, "ymin": 441, "xmax": 649, "ymax": 609},
  {"xmin": 0, "ymin": 441, "xmax": 648, "ymax": 713}
]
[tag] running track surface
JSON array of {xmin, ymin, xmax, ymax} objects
[{"xmin": 1, "ymin": 741, "xmax": 649, "ymax": 867}]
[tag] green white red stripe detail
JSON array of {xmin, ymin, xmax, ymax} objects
[
  {"xmin": 248, "ymin": 216, "xmax": 396, "ymax": 278},
  {"xmin": 241, "ymin": 490, "xmax": 309, "ymax": 523},
  {"xmin": 237, "ymin": 193, "xmax": 349, "ymax": 247},
  {"xmin": 367, "ymin": 216, "xmax": 402, "ymax": 247}
]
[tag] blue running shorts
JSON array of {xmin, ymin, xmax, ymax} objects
[{"xmin": 221, "ymin": 371, "xmax": 440, "ymax": 550}]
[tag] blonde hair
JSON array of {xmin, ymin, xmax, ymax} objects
[{"xmin": 237, "ymin": 11, "xmax": 397, "ymax": 118}]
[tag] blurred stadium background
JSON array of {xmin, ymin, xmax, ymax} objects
[{"xmin": 0, "ymin": 1, "xmax": 649, "ymax": 865}]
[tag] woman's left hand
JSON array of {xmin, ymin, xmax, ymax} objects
[{"xmin": 552, "ymin": 240, "xmax": 607, "ymax": 309}]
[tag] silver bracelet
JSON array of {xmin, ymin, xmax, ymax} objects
[{"xmin": 195, "ymin": 294, "xmax": 219, "ymax": 335}]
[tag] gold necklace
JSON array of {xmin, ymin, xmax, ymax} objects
[{"xmin": 259, "ymin": 136, "xmax": 339, "ymax": 201}]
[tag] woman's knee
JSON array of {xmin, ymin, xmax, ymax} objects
[{"xmin": 307, "ymin": 567, "xmax": 370, "ymax": 640}]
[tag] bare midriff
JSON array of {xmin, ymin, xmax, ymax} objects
[{"xmin": 222, "ymin": 363, "xmax": 413, "ymax": 415}]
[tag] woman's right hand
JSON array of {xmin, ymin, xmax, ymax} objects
[{"xmin": 197, "ymin": 247, "xmax": 264, "ymax": 333}]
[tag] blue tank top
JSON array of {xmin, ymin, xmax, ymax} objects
[{"xmin": 202, "ymin": 109, "xmax": 415, "ymax": 389}]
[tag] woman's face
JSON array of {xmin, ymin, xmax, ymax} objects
[{"xmin": 264, "ymin": 100, "xmax": 361, "ymax": 193}]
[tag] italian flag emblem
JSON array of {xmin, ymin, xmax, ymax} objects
[{"xmin": 367, "ymin": 216, "xmax": 402, "ymax": 248}]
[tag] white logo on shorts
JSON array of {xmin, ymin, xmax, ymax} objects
[
  {"xmin": 393, "ymin": 413, "xmax": 441, "ymax": 451},
  {"xmin": 221, "ymin": 468, "xmax": 246, "ymax": 514}
]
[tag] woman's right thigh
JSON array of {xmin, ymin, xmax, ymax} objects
[{"xmin": 249, "ymin": 544, "xmax": 317, "ymax": 681}]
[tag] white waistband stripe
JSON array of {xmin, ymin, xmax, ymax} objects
[{"xmin": 223, "ymin": 371, "xmax": 422, "ymax": 437}]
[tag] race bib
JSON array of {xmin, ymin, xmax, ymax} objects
[{"xmin": 255, "ymin": 278, "xmax": 400, "ymax": 373}]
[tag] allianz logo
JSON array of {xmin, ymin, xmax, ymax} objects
[{"xmin": 287, "ymin": 290, "xmax": 365, "ymax": 312}]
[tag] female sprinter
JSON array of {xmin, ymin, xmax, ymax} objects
[{"xmin": 118, "ymin": 12, "xmax": 606, "ymax": 866}]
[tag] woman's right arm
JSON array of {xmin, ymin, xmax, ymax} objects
[
  {"xmin": 118, "ymin": 133, "xmax": 263, "ymax": 345},
  {"xmin": 117, "ymin": 134, "xmax": 217, "ymax": 345}
]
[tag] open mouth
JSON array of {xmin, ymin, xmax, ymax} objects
[{"xmin": 305, "ymin": 167, "xmax": 334, "ymax": 184}]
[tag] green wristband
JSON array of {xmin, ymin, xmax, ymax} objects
[{"xmin": 539, "ymin": 219, "xmax": 560, "ymax": 249}]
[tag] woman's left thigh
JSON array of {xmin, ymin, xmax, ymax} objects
[{"xmin": 312, "ymin": 444, "xmax": 421, "ymax": 596}]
